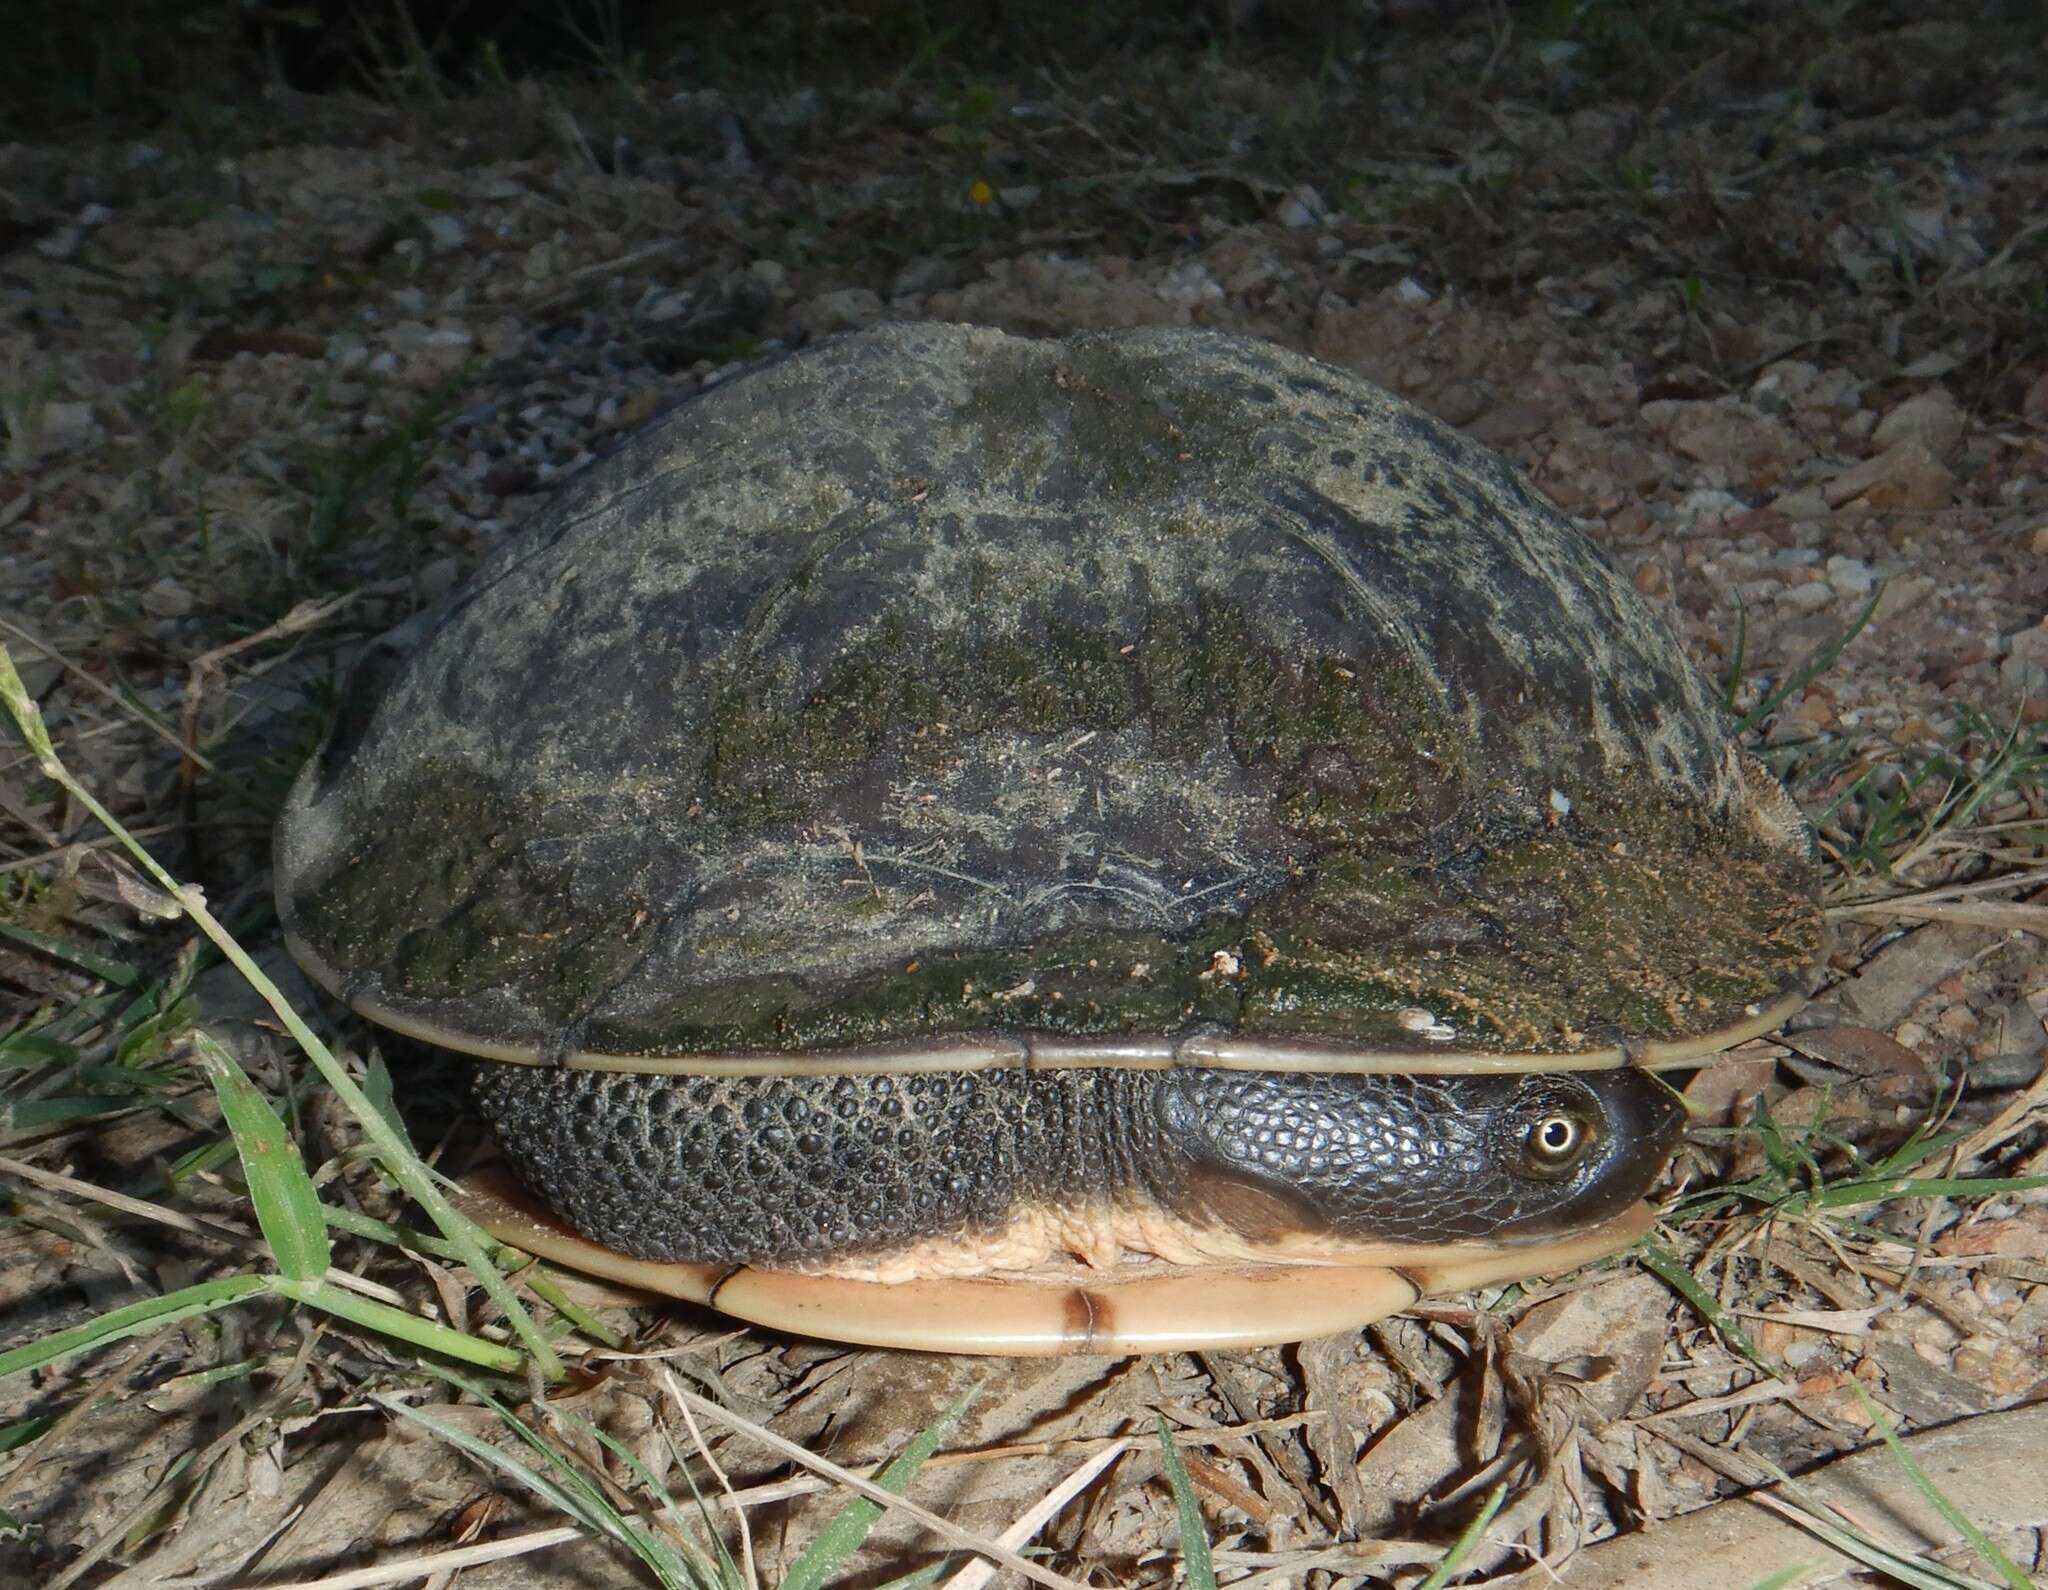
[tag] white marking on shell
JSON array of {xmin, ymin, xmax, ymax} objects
[{"xmin": 1394, "ymin": 1006, "xmax": 1458, "ymax": 1042}]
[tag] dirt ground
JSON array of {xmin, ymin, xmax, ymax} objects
[{"xmin": 2, "ymin": 3, "xmax": 2046, "ymax": 1585}]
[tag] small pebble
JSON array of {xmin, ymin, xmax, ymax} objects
[
  {"xmin": 1777, "ymin": 581, "xmax": 1843, "ymax": 610},
  {"xmin": 1825, "ymin": 555, "xmax": 1875, "ymax": 595}
]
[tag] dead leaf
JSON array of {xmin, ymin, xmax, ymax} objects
[
  {"xmin": 1683, "ymin": 1053, "xmax": 1777, "ymax": 1126},
  {"xmin": 1513, "ymin": 1273, "xmax": 1673, "ymax": 1426},
  {"xmin": 1783, "ymin": 1024, "xmax": 1935, "ymax": 1101},
  {"xmin": 1933, "ymin": 1216, "xmax": 2048, "ymax": 1260},
  {"xmin": 1785, "ymin": 1025, "xmax": 1926, "ymax": 1079},
  {"xmin": 1838, "ymin": 920, "xmax": 2006, "ymax": 1032}
]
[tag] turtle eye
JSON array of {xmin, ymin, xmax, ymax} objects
[{"xmin": 1520, "ymin": 1109, "xmax": 1595, "ymax": 1177}]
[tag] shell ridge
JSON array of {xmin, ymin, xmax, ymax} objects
[
  {"xmin": 422, "ymin": 422, "xmax": 707, "ymax": 628},
  {"xmin": 1275, "ymin": 513, "xmax": 1446, "ymax": 694},
  {"xmin": 721, "ymin": 496, "xmax": 915, "ymax": 671}
]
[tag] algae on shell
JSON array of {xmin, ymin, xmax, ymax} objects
[{"xmin": 275, "ymin": 323, "xmax": 1823, "ymax": 1062}]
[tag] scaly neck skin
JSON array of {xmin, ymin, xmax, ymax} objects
[
  {"xmin": 1129, "ymin": 1068, "xmax": 1682, "ymax": 1246},
  {"xmin": 469, "ymin": 1063, "xmax": 1680, "ymax": 1274}
]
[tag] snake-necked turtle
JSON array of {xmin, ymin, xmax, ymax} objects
[{"xmin": 274, "ymin": 322, "xmax": 1822, "ymax": 1354}]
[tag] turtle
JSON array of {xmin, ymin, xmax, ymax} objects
[{"xmin": 273, "ymin": 321, "xmax": 1823, "ymax": 1354}]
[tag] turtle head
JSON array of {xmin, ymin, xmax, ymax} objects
[
  {"xmin": 1466, "ymin": 1070, "xmax": 1686, "ymax": 1239},
  {"xmin": 1148, "ymin": 1067, "xmax": 1685, "ymax": 1251}
]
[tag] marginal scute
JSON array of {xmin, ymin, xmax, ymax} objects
[{"xmin": 275, "ymin": 322, "xmax": 1823, "ymax": 1065}]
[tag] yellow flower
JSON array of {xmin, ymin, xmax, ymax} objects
[{"xmin": 968, "ymin": 180, "xmax": 995, "ymax": 207}]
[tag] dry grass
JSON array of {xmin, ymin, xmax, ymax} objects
[{"xmin": 1, "ymin": 2, "xmax": 2045, "ymax": 1584}]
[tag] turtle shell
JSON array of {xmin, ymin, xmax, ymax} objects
[
  {"xmin": 276, "ymin": 322, "xmax": 1821, "ymax": 1076},
  {"xmin": 274, "ymin": 323, "xmax": 1824, "ymax": 1351}
]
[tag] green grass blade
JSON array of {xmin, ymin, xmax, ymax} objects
[
  {"xmin": 1845, "ymin": 1383, "xmax": 2032, "ymax": 1590},
  {"xmin": 653, "ymin": 1417, "xmax": 745, "ymax": 1588},
  {"xmin": 0, "ymin": 1031, "xmax": 78, "ymax": 1067},
  {"xmin": 1155, "ymin": 1417, "xmax": 1217, "ymax": 1590},
  {"xmin": 151, "ymin": 1358, "xmax": 261, "ymax": 1396},
  {"xmin": 1723, "ymin": 590, "xmax": 1749, "ymax": 710},
  {"xmin": 1746, "ymin": 1450, "xmax": 2002, "ymax": 1590},
  {"xmin": 1747, "ymin": 1566, "xmax": 1819, "ymax": 1590},
  {"xmin": 69, "ymin": 1061, "xmax": 175, "ymax": 1093},
  {"xmin": 0, "ymin": 918, "xmax": 143, "ymax": 987},
  {"xmin": 114, "ymin": 997, "xmax": 195, "ymax": 1068},
  {"xmin": 524, "ymin": 1267, "xmax": 624, "ymax": 1348},
  {"xmin": 0, "ymin": 650, "xmax": 55, "ymax": 762},
  {"xmin": 1417, "ymin": 1479, "xmax": 1508, "ymax": 1590},
  {"xmin": 283, "ymin": 1279, "xmax": 525, "ymax": 1373},
  {"xmin": 1738, "ymin": 582, "xmax": 1883, "ymax": 734},
  {"xmin": 548, "ymin": 1408, "xmax": 729, "ymax": 1586},
  {"xmin": 322, "ymin": 1210, "xmax": 624, "ymax": 1357},
  {"xmin": 396, "ymin": 1378, "xmax": 703, "ymax": 1589},
  {"xmin": 1867, "ymin": 1122, "xmax": 1976, "ymax": 1179},
  {"xmin": 192, "ymin": 1032, "xmax": 331, "ymax": 1282},
  {"xmin": 374, "ymin": 1392, "xmax": 692, "ymax": 1589},
  {"xmin": 1637, "ymin": 1235, "xmax": 1782, "ymax": 1379},
  {"xmin": 870, "ymin": 1567, "xmax": 951, "ymax": 1590},
  {"xmin": 2, "ymin": 1095, "xmax": 151, "ymax": 1129},
  {"xmin": 165, "ymin": 1133, "xmax": 242, "ymax": 1187},
  {"xmin": 0, "ymin": 1414, "xmax": 56, "ymax": 1453},
  {"xmin": 0, "ymin": 644, "xmax": 563, "ymax": 1379},
  {"xmin": 781, "ymin": 1387, "xmax": 979, "ymax": 1590},
  {"xmin": 0, "ymin": 1274, "xmax": 268, "ymax": 1378},
  {"xmin": 361, "ymin": 1048, "xmax": 416, "ymax": 1153},
  {"xmin": 1795, "ymin": 1175, "xmax": 2048, "ymax": 1212},
  {"xmin": 321, "ymin": 1203, "xmax": 468, "ymax": 1261}
]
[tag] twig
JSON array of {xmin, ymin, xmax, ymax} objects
[
  {"xmin": 1198, "ymin": 1351, "xmax": 1341, "ymax": 1535},
  {"xmin": 942, "ymin": 1438, "xmax": 1135, "ymax": 1590},
  {"xmin": 639, "ymin": 1409, "xmax": 1334, "ymax": 1515},
  {"xmin": 0, "ymin": 1151, "xmax": 411, "ymax": 1308},
  {"xmin": 1827, "ymin": 865, "xmax": 2048, "ymax": 913},
  {"xmin": 1826, "ymin": 901, "xmax": 2048, "ymax": 931},
  {"xmin": 0, "ymin": 644, "xmax": 564, "ymax": 1377},
  {"xmin": 0, "ymin": 1325, "xmax": 182, "ymax": 1508},
  {"xmin": 229, "ymin": 1525, "xmax": 584, "ymax": 1590},
  {"xmin": 674, "ymin": 1389, "xmax": 756, "ymax": 1590},
  {"xmin": 46, "ymin": 1398, "xmax": 290, "ymax": 1590},
  {"xmin": 178, "ymin": 593, "xmax": 354, "ymax": 858},
  {"xmin": 1950, "ymin": 1051, "xmax": 2048, "ymax": 1166},
  {"xmin": 0, "ymin": 614, "xmax": 226, "ymax": 780},
  {"xmin": 659, "ymin": 1370, "xmax": 1092, "ymax": 1590},
  {"xmin": 0, "ymin": 824, "xmax": 179, "ymax": 875}
]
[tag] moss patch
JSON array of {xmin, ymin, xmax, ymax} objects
[
  {"xmin": 697, "ymin": 597, "xmax": 1468, "ymax": 843},
  {"xmin": 963, "ymin": 339, "xmax": 1271, "ymax": 501},
  {"xmin": 590, "ymin": 924, "xmax": 1250, "ymax": 1054},
  {"xmin": 1241, "ymin": 778, "xmax": 1823, "ymax": 1051},
  {"xmin": 291, "ymin": 654, "xmax": 1816, "ymax": 1058},
  {"xmin": 273, "ymin": 326, "xmax": 1826, "ymax": 1061},
  {"xmin": 294, "ymin": 763, "xmax": 652, "ymax": 1023}
]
